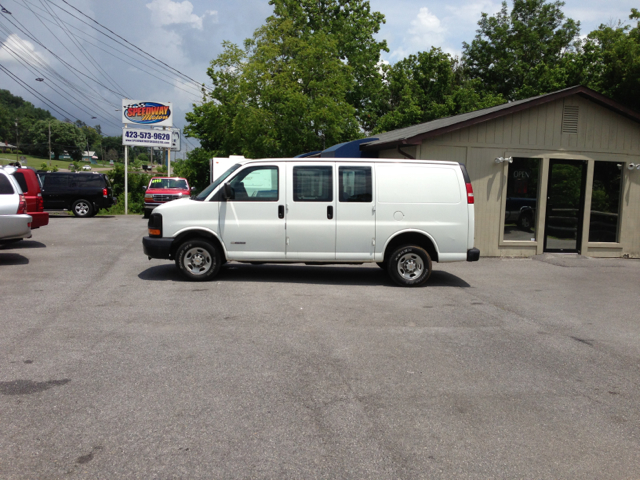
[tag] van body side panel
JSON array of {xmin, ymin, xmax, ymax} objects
[
  {"xmin": 159, "ymin": 199, "xmax": 220, "ymax": 238},
  {"xmin": 375, "ymin": 164, "xmax": 469, "ymax": 261},
  {"xmin": 219, "ymin": 164, "xmax": 286, "ymax": 260},
  {"xmin": 285, "ymin": 162, "xmax": 336, "ymax": 260},
  {"xmin": 335, "ymin": 163, "xmax": 376, "ymax": 261},
  {"xmin": 467, "ymin": 204, "xmax": 475, "ymax": 250}
]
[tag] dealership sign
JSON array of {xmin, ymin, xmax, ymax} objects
[
  {"xmin": 122, "ymin": 100, "xmax": 173, "ymax": 127},
  {"xmin": 122, "ymin": 127, "xmax": 173, "ymax": 148}
]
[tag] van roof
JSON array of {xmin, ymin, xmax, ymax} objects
[{"xmin": 233, "ymin": 157, "xmax": 461, "ymax": 166}]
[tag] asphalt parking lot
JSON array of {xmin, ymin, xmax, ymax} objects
[{"xmin": 1, "ymin": 215, "xmax": 640, "ymax": 479}]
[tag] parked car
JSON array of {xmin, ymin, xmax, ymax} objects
[
  {"xmin": 142, "ymin": 158, "xmax": 479, "ymax": 286},
  {"xmin": 504, "ymin": 197, "xmax": 536, "ymax": 231},
  {"xmin": 0, "ymin": 168, "xmax": 32, "ymax": 244},
  {"xmin": 7, "ymin": 166, "xmax": 49, "ymax": 229},
  {"xmin": 38, "ymin": 172, "xmax": 117, "ymax": 217},
  {"xmin": 143, "ymin": 176, "xmax": 193, "ymax": 218},
  {"xmin": 82, "ymin": 165, "xmax": 92, "ymax": 171}
]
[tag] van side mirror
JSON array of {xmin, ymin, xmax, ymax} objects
[{"xmin": 222, "ymin": 183, "xmax": 234, "ymax": 200}]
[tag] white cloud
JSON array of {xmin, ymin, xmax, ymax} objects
[
  {"xmin": 145, "ymin": 0, "xmax": 217, "ymax": 30},
  {"xmin": 390, "ymin": 7, "xmax": 446, "ymax": 59},
  {"xmin": 0, "ymin": 34, "xmax": 47, "ymax": 65}
]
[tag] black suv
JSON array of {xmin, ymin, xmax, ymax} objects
[{"xmin": 38, "ymin": 172, "xmax": 117, "ymax": 217}]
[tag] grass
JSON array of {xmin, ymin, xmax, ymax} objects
[{"xmin": 0, "ymin": 154, "xmax": 115, "ymax": 171}]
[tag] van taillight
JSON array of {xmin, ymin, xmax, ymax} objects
[
  {"xmin": 103, "ymin": 187, "xmax": 108, "ymax": 197},
  {"xmin": 466, "ymin": 183, "xmax": 474, "ymax": 204},
  {"xmin": 36, "ymin": 192, "xmax": 44, "ymax": 211},
  {"xmin": 17, "ymin": 194, "xmax": 27, "ymax": 214}
]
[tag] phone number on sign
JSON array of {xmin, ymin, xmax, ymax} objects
[{"xmin": 125, "ymin": 131, "xmax": 170, "ymax": 141}]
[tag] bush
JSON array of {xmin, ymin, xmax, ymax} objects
[{"xmin": 105, "ymin": 164, "xmax": 152, "ymax": 214}]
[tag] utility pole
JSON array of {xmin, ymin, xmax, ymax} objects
[
  {"xmin": 48, "ymin": 122, "xmax": 52, "ymax": 166},
  {"xmin": 15, "ymin": 118, "xmax": 19, "ymax": 164}
]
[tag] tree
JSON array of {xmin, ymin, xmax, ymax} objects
[
  {"xmin": 28, "ymin": 120, "xmax": 86, "ymax": 160},
  {"xmin": 579, "ymin": 9, "xmax": 640, "ymax": 111},
  {"xmin": 186, "ymin": 0, "xmax": 388, "ymax": 158},
  {"xmin": 462, "ymin": 0, "xmax": 581, "ymax": 100},
  {"xmin": 172, "ymin": 147, "xmax": 212, "ymax": 194},
  {"xmin": 375, "ymin": 48, "xmax": 505, "ymax": 132}
]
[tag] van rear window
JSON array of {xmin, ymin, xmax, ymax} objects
[{"xmin": 377, "ymin": 165, "xmax": 461, "ymax": 204}]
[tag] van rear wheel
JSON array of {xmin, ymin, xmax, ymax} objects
[
  {"xmin": 175, "ymin": 239, "xmax": 221, "ymax": 281},
  {"xmin": 387, "ymin": 245, "xmax": 432, "ymax": 287}
]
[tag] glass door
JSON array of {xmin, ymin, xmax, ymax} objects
[{"xmin": 544, "ymin": 160, "xmax": 587, "ymax": 253}]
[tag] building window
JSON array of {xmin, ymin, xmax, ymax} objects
[
  {"xmin": 503, "ymin": 158, "xmax": 540, "ymax": 241},
  {"xmin": 588, "ymin": 162, "xmax": 622, "ymax": 243}
]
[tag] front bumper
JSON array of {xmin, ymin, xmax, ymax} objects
[
  {"xmin": 142, "ymin": 236, "xmax": 173, "ymax": 259},
  {"xmin": 467, "ymin": 248, "xmax": 480, "ymax": 262}
]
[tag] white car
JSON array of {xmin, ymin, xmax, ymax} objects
[
  {"xmin": 142, "ymin": 157, "xmax": 479, "ymax": 286},
  {"xmin": 0, "ymin": 168, "xmax": 32, "ymax": 243},
  {"xmin": 82, "ymin": 165, "xmax": 92, "ymax": 171}
]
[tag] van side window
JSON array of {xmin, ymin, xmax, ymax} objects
[
  {"xmin": 339, "ymin": 166, "xmax": 372, "ymax": 202},
  {"xmin": 293, "ymin": 166, "xmax": 332, "ymax": 202},
  {"xmin": 228, "ymin": 166, "xmax": 278, "ymax": 201}
]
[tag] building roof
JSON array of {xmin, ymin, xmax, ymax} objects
[{"xmin": 361, "ymin": 86, "xmax": 640, "ymax": 151}]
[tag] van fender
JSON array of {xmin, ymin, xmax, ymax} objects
[
  {"xmin": 380, "ymin": 229, "xmax": 441, "ymax": 262},
  {"xmin": 172, "ymin": 227, "xmax": 229, "ymax": 259}
]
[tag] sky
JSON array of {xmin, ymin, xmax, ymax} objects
[{"xmin": 0, "ymin": 0, "xmax": 637, "ymax": 151}]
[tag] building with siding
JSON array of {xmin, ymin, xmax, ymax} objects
[{"xmin": 312, "ymin": 86, "xmax": 640, "ymax": 258}]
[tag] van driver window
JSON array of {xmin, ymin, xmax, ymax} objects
[
  {"xmin": 293, "ymin": 166, "xmax": 332, "ymax": 202},
  {"xmin": 339, "ymin": 166, "xmax": 372, "ymax": 202},
  {"xmin": 228, "ymin": 166, "xmax": 278, "ymax": 201}
]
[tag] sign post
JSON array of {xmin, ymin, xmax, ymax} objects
[{"xmin": 121, "ymin": 100, "xmax": 173, "ymax": 215}]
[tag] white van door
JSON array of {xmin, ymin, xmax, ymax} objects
[
  {"xmin": 219, "ymin": 164, "xmax": 286, "ymax": 261},
  {"xmin": 336, "ymin": 164, "xmax": 376, "ymax": 261},
  {"xmin": 285, "ymin": 163, "xmax": 336, "ymax": 260}
]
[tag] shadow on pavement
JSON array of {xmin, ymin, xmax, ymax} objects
[
  {"xmin": 49, "ymin": 214, "xmax": 116, "ymax": 219},
  {"xmin": 0, "ymin": 253, "xmax": 29, "ymax": 265},
  {"xmin": 138, "ymin": 262, "xmax": 470, "ymax": 287},
  {"xmin": 0, "ymin": 240, "xmax": 46, "ymax": 250}
]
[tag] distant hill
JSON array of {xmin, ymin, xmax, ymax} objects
[{"xmin": 1, "ymin": 89, "xmax": 55, "ymax": 143}]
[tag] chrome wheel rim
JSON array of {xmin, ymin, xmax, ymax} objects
[
  {"xmin": 184, "ymin": 247, "xmax": 212, "ymax": 276},
  {"xmin": 75, "ymin": 202, "xmax": 90, "ymax": 216},
  {"xmin": 397, "ymin": 253, "xmax": 424, "ymax": 281}
]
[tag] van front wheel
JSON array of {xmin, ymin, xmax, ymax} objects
[
  {"xmin": 387, "ymin": 245, "xmax": 432, "ymax": 287},
  {"xmin": 176, "ymin": 239, "xmax": 221, "ymax": 281}
]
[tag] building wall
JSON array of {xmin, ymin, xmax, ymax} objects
[{"xmin": 377, "ymin": 95, "xmax": 640, "ymax": 258}]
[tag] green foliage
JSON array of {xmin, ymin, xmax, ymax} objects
[
  {"xmin": 40, "ymin": 162, "xmax": 48, "ymax": 170},
  {"xmin": 0, "ymin": 89, "xmax": 55, "ymax": 144},
  {"xmin": 28, "ymin": 120, "xmax": 87, "ymax": 160},
  {"xmin": 172, "ymin": 147, "xmax": 212, "ymax": 193},
  {"xmin": 186, "ymin": 0, "xmax": 387, "ymax": 157},
  {"xmin": 578, "ymin": 9, "xmax": 640, "ymax": 111},
  {"xmin": 375, "ymin": 49, "xmax": 505, "ymax": 132},
  {"xmin": 136, "ymin": 152, "xmax": 149, "ymax": 163},
  {"xmin": 106, "ymin": 164, "xmax": 152, "ymax": 214},
  {"xmin": 462, "ymin": 0, "xmax": 581, "ymax": 101}
]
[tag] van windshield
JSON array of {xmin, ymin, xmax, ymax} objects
[{"xmin": 194, "ymin": 164, "xmax": 242, "ymax": 201}]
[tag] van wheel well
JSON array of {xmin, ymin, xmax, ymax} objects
[
  {"xmin": 384, "ymin": 232, "xmax": 438, "ymax": 264},
  {"xmin": 171, "ymin": 231, "xmax": 226, "ymax": 262}
]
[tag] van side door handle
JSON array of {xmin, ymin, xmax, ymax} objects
[
  {"xmin": 327, "ymin": 205, "xmax": 333, "ymax": 219},
  {"xmin": 278, "ymin": 205, "xmax": 284, "ymax": 219}
]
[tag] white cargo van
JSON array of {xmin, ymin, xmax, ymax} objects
[{"xmin": 142, "ymin": 158, "xmax": 479, "ymax": 286}]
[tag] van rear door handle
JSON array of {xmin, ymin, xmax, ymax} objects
[
  {"xmin": 327, "ymin": 205, "xmax": 333, "ymax": 219},
  {"xmin": 278, "ymin": 205, "xmax": 284, "ymax": 219}
]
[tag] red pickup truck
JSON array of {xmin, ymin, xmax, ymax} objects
[
  {"xmin": 143, "ymin": 176, "xmax": 193, "ymax": 218},
  {"xmin": 10, "ymin": 167, "xmax": 49, "ymax": 229}
]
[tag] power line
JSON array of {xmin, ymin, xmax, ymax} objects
[
  {"xmin": 52, "ymin": 0, "xmax": 213, "ymax": 93},
  {"xmin": 37, "ymin": 0, "xmax": 130, "ymax": 98},
  {"xmin": 0, "ymin": 19, "xmax": 124, "ymax": 126},
  {"xmin": 0, "ymin": 63, "xmax": 78, "ymax": 119}
]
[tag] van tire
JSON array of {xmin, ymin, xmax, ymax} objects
[
  {"xmin": 72, "ymin": 199, "xmax": 93, "ymax": 217},
  {"xmin": 176, "ymin": 239, "xmax": 221, "ymax": 281},
  {"xmin": 387, "ymin": 245, "xmax": 432, "ymax": 287}
]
